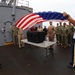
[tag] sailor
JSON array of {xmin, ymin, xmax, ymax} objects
[
  {"xmin": 59, "ymin": 22, "xmax": 63, "ymax": 46},
  {"xmin": 37, "ymin": 26, "xmax": 43, "ymax": 31},
  {"xmin": 43, "ymin": 26, "xmax": 48, "ymax": 36},
  {"xmin": 12, "ymin": 26, "xmax": 18, "ymax": 45},
  {"xmin": 62, "ymin": 23, "xmax": 68, "ymax": 48},
  {"xmin": 47, "ymin": 21, "xmax": 56, "ymax": 50},
  {"xmin": 63, "ymin": 12, "xmax": 75, "ymax": 67},
  {"xmin": 67, "ymin": 22, "xmax": 74, "ymax": 47},
  {"xmin": 56, "ymin": 23, "xmax": 60, "ymax": 44},
  {"xmin": 18, "ymin": 28, "xmax": 25, "ymax": 48}
]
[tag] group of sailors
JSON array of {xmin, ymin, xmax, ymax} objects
[
  {"xmin": 11, "ymin": 25, "xmax": 48, "ymax": 48},
  {"xmin": 11, "ymin": 21, "xmax": 75, "ymax": 49},
  {"xmin": 30, "ymin": 25, "xmax": 47, "ymax": 35},
  {"xmin": 56, "ymin": 22, "xmax": 74, "ymax": 48}
]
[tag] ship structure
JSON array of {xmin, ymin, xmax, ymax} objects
[{"xmin": 0, "ymin": 0, "xmax": 33, "ymax": 46}]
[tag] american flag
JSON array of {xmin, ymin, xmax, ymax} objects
[{"xmin": 15, "ymin": 11, "xmax": 67, "ymax": 30}]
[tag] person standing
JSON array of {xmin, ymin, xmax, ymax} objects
[
  {"xmin": 37, "ymin": 26, "xmax": 43, "ymax": 31},
  {"xmin": 12, "ymin": 26, "xmax": 18, "ymax": 45},
  {"xmin": 47, "ymin": 21, "xmax": 55, "ymax": 57},
  {"xmin": 18, "ymin": 28, "xmax": 25, "ymax": 48},
  {"xmin": 47, "ymin": 21, "xmax": 56, "ymax": 50},
  {"xmin": 58, "ymin": 22, "xmax": 63, "ymax": 46},
  {"xmin": 67, "ymin": 22, "xmax": 74, "ymax": 47},
  {"xmin": 62, "ymin": 23, "xmax": 68, "ymax": 48},
  {"xmin": 63, "ymin": 12, "xmax": 75, "ymax": 68},
  {"xmin": 30, "ymin": 26, "xmax": 36, "ymax": 31},
  {"xmin": 56, "ymin": 23, "xmax": 60, "ymax": 44},
  {"xmin": 43, "ymin": 26, "xmax": 48, "ymax": 36}
]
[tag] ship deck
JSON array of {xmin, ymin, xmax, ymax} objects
[{"xmin": 0, "ymin": 43, "xmax": 75, "ymax": 75}]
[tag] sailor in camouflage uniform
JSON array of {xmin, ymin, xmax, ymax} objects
[
  {"xmin": 12, "ymin": 26, "xmax": 18, "ymax": 45},
  {"xmin": 59, "ymin": 22, "xmax": 63, "ymax": 46},
  {"xmin": 62, "ymin": 23, "xmax": 68, "ymax": 48},
  {"xmin": 67, "ymin": 22, "xmax": 74, "ymax": 47},
  {"xmin": 56, "ymin": 23, "xmax": 60, "ymax": 44}
]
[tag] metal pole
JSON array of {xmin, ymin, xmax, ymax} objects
[
  {"xmin": 11, "ymin": 0, "xmax": 16, "ymax": 24},
  {"xmin": 12, "ymin": 0, "xmax": 16, "ymax": 16}
]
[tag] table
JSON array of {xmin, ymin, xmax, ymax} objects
[{"xmin": 21, "ymin": 39, "xmax": 56, "ymax": 63}]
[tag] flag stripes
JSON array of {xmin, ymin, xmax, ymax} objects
[
  {"xmin": 16, "ymin": 13, "xmax": 45, "ymax": 30},
  {"xmin": 15, "ymin": 11, "xmax": 67, "ymax": 30}
]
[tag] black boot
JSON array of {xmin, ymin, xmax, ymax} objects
[{"xmin": 0, "ymin": 64, "xmax": 2, "ymax": 69}]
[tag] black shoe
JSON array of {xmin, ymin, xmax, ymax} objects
[
  {"xmin": 0, "ymin": 64, "xmax": 2, "ymax": 69},
  {"xmin": 19, "ymin": 46, "xmax": 21, "ymax": 49},
  {"xmin": 67, "ymin": 65, "xmax": 75, "ymax": 68},
  {"xmin": 70, "ymin": 62, "xmax": 73, "ymax": 65}
]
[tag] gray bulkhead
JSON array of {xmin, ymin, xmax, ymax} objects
[{"xmin": 0, "ymin": 5, "xmax": 33, "ymax": 46}]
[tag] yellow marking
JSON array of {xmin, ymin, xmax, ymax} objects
[{"xmin": 5, "ymin": 42, "xmax": 13, "ymax": 45}]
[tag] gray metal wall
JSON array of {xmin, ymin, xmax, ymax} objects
[{"xmin": 0, "ymin": 5, "xmax": 33, "ymax": 46}]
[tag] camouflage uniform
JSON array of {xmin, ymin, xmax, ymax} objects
[
  {"xmin": 12, "ymin": 26, "xmax": 18, "ymax": 45},
  {"xmin": 56, "ymin": 23, "xmax": 60, "ymax": 44},
  {"xmin": 67, "ymin": 23, "xmax": 74, "ymax": 46},
  {"xmin": 59, "ymin": 25, "xmax": 63, "ymax": 46},
  {"xmin": 62, "ymin": 23, "xmax": 68, "ymax": 48}
]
